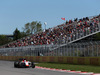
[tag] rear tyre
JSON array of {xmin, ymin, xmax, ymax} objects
[
  {"xmin": 31, "ymin": 62, "xmax": 35, "ymax": 68},
  {"xmin": 21, "ymin": 63, "xmax": 26, "ymax": 68}
]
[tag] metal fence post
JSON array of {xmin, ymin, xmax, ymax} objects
[
  {"xmin": 90, "ymin": 42, "xmax": 94, "ymax": 57},
  {"xmin": 76, "ymin": 43, "xmax": 78, "ymax": 57},
  {"xmin": 96, "ymin": 41, "xmax": 99, "ymax": 57},
  {"xmin": 73, "ymin": 43, "xmax": 74, "ymax": 56},
  {"xmin": 70, "ymin": 44, "xmax": 71, "ymax": 56}
]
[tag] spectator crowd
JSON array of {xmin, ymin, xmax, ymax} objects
[{"xmin": 0, "ymin": 14, "xmax": 100, "ymax": 48}]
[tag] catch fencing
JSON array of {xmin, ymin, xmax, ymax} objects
[{"xmin": 0, "ymin": 41, "xmax": 100, "ymax": 57}]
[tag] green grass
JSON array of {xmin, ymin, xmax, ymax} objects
[{"xmin": 35, "ymin": 63, "xmax": 100, "ymax": 73}]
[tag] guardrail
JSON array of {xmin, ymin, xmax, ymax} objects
[{"xmin": 0, "ymin": 56, "xmax": 100, "ymax": 66}]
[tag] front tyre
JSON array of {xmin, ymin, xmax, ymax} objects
[{"xmin": 14, "ymin": 61, "xmax": 18, "ymax": 68}]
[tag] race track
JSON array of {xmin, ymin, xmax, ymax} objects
[{"xmin": 0, "ymin": 60, "xmax": 89, "ymax": 75}]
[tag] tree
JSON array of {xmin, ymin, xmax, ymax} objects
[
  {"xmin": 20, "ymin": 32, "xmax": 27, "ymax": 38},
  {"xmin": 31, "ymin": 21, "xmax": 36, "ymax": 34},
  {"xmin": 13, "ymin": 28, "xmax": 21, "ymax": 40},
  {"xmin": 22, "ymin": 23, "xmax": 30, "ymax": 35},
  {"xmin": 94, "ymin": 32, "xmax": 100, "ymax": 40},
  {"xmin": 22, "ymin": 21, "xmax": 42, "ymax": 35},
  {"xmin": 0, "ymin": 35, "xmax": 13, "ymax": 46},
  {"xmin": 36, "ymin": 22, "xmax": 42, "ymax": 33}
]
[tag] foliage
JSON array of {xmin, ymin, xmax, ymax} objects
[
  {"xmin": 36, "ymin": 21, "xmax": 42, "ymax": 33},
  {"xmin": 20, "ymin": 32, "xmax": 27, "ymax": 38},
  {"xmin": 22, "ymin": 21, "xmax": 42, "ymax": 35},
  {"xmin": 13, "ymin": 28, "xmax": 21, "ymax": 40},
  {"xmin": 94, "ymin": 32, "xmax": 100, "ymax": 40},
  {"xmin": 0, "ymin": 35, "xmax": 13, "ymax": 46}
]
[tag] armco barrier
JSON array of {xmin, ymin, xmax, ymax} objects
[
  {"xmin": 0, "ymin": 56, "xmax": 100, "ymax": 66},
  {"xmin": 49, "ymin": 56, "xmax": 56, "ymax": 62}
]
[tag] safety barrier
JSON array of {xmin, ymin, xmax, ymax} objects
[{"xmin": 0, "ymin": 56, "xmax": 100, "ymax": 66}]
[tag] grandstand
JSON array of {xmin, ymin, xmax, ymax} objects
[{"xmin": 0, "ymin": 14, "xmax": 100, "ymax": 57}]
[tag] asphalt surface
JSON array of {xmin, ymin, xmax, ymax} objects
[{"xmin": 0, "ymin": 60, "xmax": 88, "ymax": 75}]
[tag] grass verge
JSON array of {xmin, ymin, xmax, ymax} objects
[{"xmin": 35, "ymin": 63, "xmax": 100, "ymax": 73}]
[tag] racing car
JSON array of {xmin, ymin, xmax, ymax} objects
[{"xmin": 14, "ymin": 58, "xmax": 35, "ymax": 68}]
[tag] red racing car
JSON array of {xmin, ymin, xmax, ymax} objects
[{"xmin": 14, "ymin": 58, "xmax": 35, "ymax": 68}]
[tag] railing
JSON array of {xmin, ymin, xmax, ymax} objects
[
  {"xmin": 51, "ymin": 20, "xmax": 100, "ymax": 51},
  {"xmin": 54, "ymin": 21, "xmax": 100, "ymax": 45}
]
